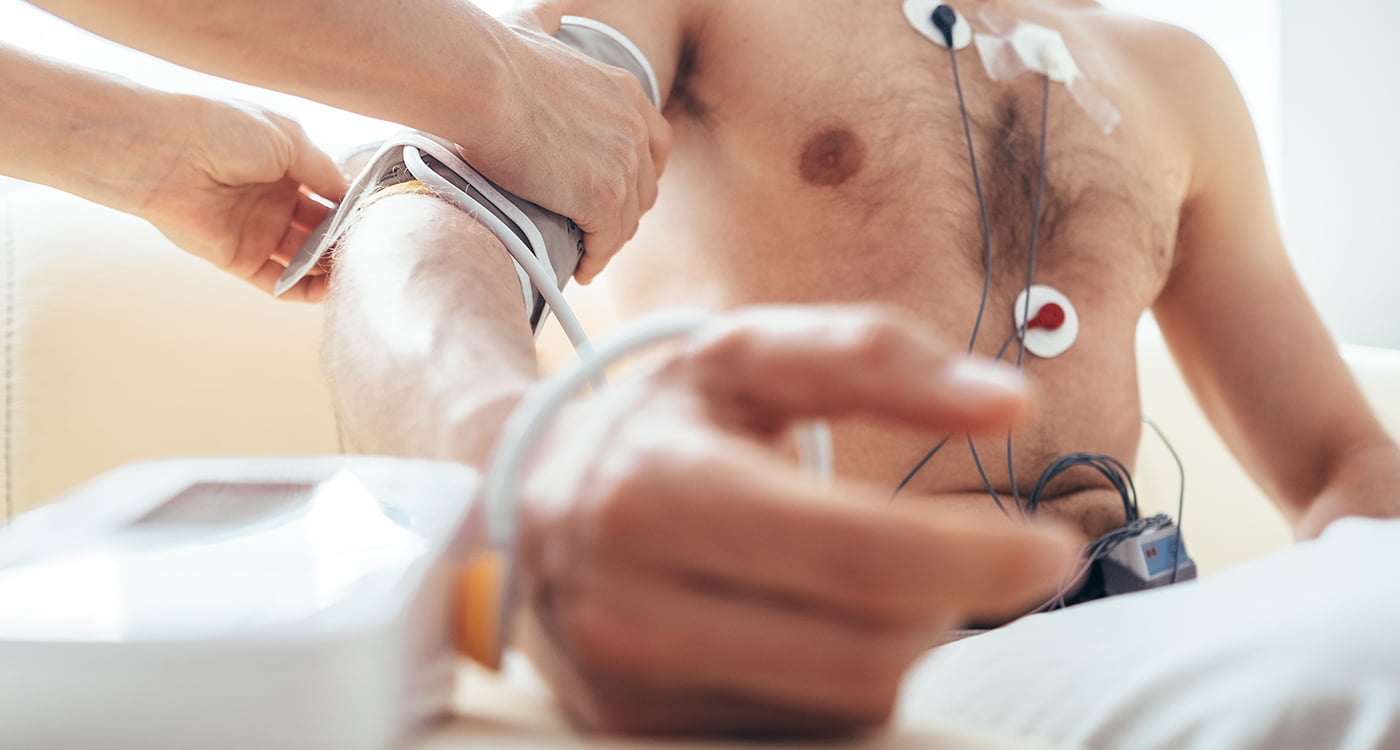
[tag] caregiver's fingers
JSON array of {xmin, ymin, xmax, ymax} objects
[
  {"xmin": 246, "ymin": 257, "xmax": 328, "ymax": 302},
  {"xmin": 278, "ymin": 114, "xmax": 349, "ymax": 203}
]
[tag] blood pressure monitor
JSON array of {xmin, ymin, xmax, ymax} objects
[{"xmin": 0, "ymin": 457, "xmax": 487, "ymax": 750}]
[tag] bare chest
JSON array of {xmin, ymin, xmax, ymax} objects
[
  {"xmin": 622, "ymin": 0, "xmax": 1190, "ymax": 321},
  {"xmin": 605, "ymin": 0, "xmax": 1197, "ymax": 530}
]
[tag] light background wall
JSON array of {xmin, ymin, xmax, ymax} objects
[
  {"xmin": 0, "ymin": 0, "xmax": 1393, "ymax": 349},
  {"xmin": 0, "ymin": 0, "xmax": 416, "ymax": 152},
  {"xmin": 1100, "ymin": 0, "xmax": 1282, "ymax": 200},
  {"xmin": 1279, "ymin": 0, "xmax": 1400, "ymax": 350}
]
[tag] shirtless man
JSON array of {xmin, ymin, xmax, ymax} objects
[{"xmin": 322, "ymin": 0, "xmax": 1400, "ymax": 742}]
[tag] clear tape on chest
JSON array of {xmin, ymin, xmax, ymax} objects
[
  {"xmin": 905, "ymin": 2, "xmax": 1121, "ymax": 135},
  {"xmin": 974, "ymin": 7, "xmax": 1121, "ymax": 135}
]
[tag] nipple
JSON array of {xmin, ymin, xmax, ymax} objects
[{"xmin": 799, "ymin": 127, "xmax": 866, "ymax": 187}]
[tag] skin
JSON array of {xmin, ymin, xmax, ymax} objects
[
  {"xmin": 0, "ymin": 41, "xmax": 345, "ymax": 299},
  {"xmin": 18, "ymin": 0, "xmax": 669, "ymax": 273},
  {"xmin": 554, "ymin": 0, "xmax": 1400, "ymax": 540},
  {"xmin": 325, "ymin": 197, "xmax": 1077, "ymax": 735},
  {"xmin": 323, "ymin": 0, "xmax": 1400, "ymax": 736}
]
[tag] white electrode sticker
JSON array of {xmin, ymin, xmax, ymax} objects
[
  {"xmin": 1014, "ymin": 284, "xmax": 1080, "ymax": 359},
  {"xmin": 974, "ymin": 6, "xmax": 1122, "ymax": 134},
  {"xmin": 904, "ymin": 0, "xmax": 973, "ymax": 50}
]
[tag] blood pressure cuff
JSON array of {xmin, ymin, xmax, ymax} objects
[{"xmin": 276, "ymin": 17, "xmax": 660, "ymax": 332}]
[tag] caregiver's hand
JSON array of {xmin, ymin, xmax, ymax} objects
[
  {"xmin": 514, "ymin": 306, "xmax": 1078, "ymax": 735},
  {"xmin": 136, "ymin": 96, "xmax": 348, "ymax": 302},
  {"xmin": 0, "ymin": 43, "xmax": 347, "ymax": 301},
  {"xmin": 466, "ymin": 0, "xmax": 672, "ymax": 284}
]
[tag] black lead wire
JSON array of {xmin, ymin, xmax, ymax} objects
[
  {"xmin": 891, "ymin": 18, "xmax": 999, "ymax": 507},
  {"xmin": 1006, "ymin": 73, "xmax": 1054, "ymax": 516},
  {"xmin": 896, "ymin": 8, "xmax": 1193, "ymax": 594},
  {"xmin": 1144, "ymin": 417, "xmax": 1188, "ymax": 584},
  {"xmin": 889, "ymin": 433, "xmax": 953, "ymax": 503},
  {"xmin": 945, "ymin": 29, "xmax": 995, "ymax": 358},
  {"xmin": 895, "ymin": 15, "xmax": 1054, "ymax": 512},
  {"xmin": 890, "ymin": 328, "xmax": 1020, "ymax": 508},
  {"xmin": 1026, "ymin": 453, "xmax": 1138, "ymax": 521}
]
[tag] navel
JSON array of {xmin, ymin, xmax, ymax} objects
[{"xmin": 798, "ymin": 127, "xmax": 866, "ymax": 187}]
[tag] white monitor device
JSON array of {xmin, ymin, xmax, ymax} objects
[{"xmin": 0, "ymin": 457, "xmax": 484, "ymax": 750}]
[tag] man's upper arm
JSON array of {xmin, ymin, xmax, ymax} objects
[
  {"xmin": 1152, "ymin": 31, "xmax": 1390, "ymax": 523},
  {"xmin": 550, "ymin": 0, "xmax": 695, "ymax": 109}
]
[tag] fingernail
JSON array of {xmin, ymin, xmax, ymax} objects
[{"xmin": 943, "ymin": 359, "xmax": 1025, "ymax": 404}]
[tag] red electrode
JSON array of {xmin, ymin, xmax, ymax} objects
[{"xmin": 1027, "ymin": 302, "xmax": 1066, "ymax": 331}]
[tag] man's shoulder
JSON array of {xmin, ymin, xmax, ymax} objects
[
  {"xmin": 1071, "ymin": 8, "xmax": 1244, "ymax": 177},
  {"xmin": 1083, "ymin": 10, "xmax": 1237, "ymax": 106}
]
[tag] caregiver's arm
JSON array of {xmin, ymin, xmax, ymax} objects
[
  {"xmin": 23, "ymin": 0, "xmax": 670, "ymax": 265},
  {"xmin": 1153, "ymin": 34, "xmax": 1400, "ymax": 540},
  {"xmin": 0, "ymin": 41, "xmax": 344, "ymax": 300}
]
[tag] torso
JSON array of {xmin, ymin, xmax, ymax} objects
[{"xmin": 603, "ymin": 0, "xmax": 1197, "ymax": 540}]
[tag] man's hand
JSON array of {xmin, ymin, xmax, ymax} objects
[
  {"xmin": 463, "ymin": 0, "xmax": 672, "ymax": 284},
  {"xmin": 513, "ymin": 307, "xmax": 1077, "ymax": 735},
  {"xmin": 137, "ymin": 97, "xmax": 348, "ymax": 302}
]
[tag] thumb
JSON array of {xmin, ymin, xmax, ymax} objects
[
  {"xmin": 685, "ymin": 306, "xmax": 1029, "ymax": 434},
  {"xmin": 284, "ymin": 122, "xmax": 348, "ymax": 202},
  {"xmin": 504, "ymin": 0, "xmax": 565, "ymax": 35}
]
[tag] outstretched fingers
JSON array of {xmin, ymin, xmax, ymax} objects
[
  {"xmin": 568, "ymin": 431, "xmax": 1076, "ymax": 628},
  {"xmin": 684, "ymin": 306, "xmax": 1029, "ymax": 435}
]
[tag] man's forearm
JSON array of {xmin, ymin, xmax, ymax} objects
[
  {"xmin": 324, "ymin": 193, "xmax": 538, "ymax": 467},
  {"xmin": 26, "ymin": 0, "xmax": 516, "ymax": 150},
  {"xmin": 1296, "ymin": 439, "xmax": 1400, "ymax": 540},
  {"xmin": 0, "ymin": 41, "xmax": 191, "ymax": 214}
]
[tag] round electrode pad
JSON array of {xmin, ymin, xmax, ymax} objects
[
  {"xmin": 1013, "ymin": 285, "xmax": 1079, "ymax": 359},
  {"xmin": 904, "ymin": 0, "xmax": 973, "ymax": 50}
]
